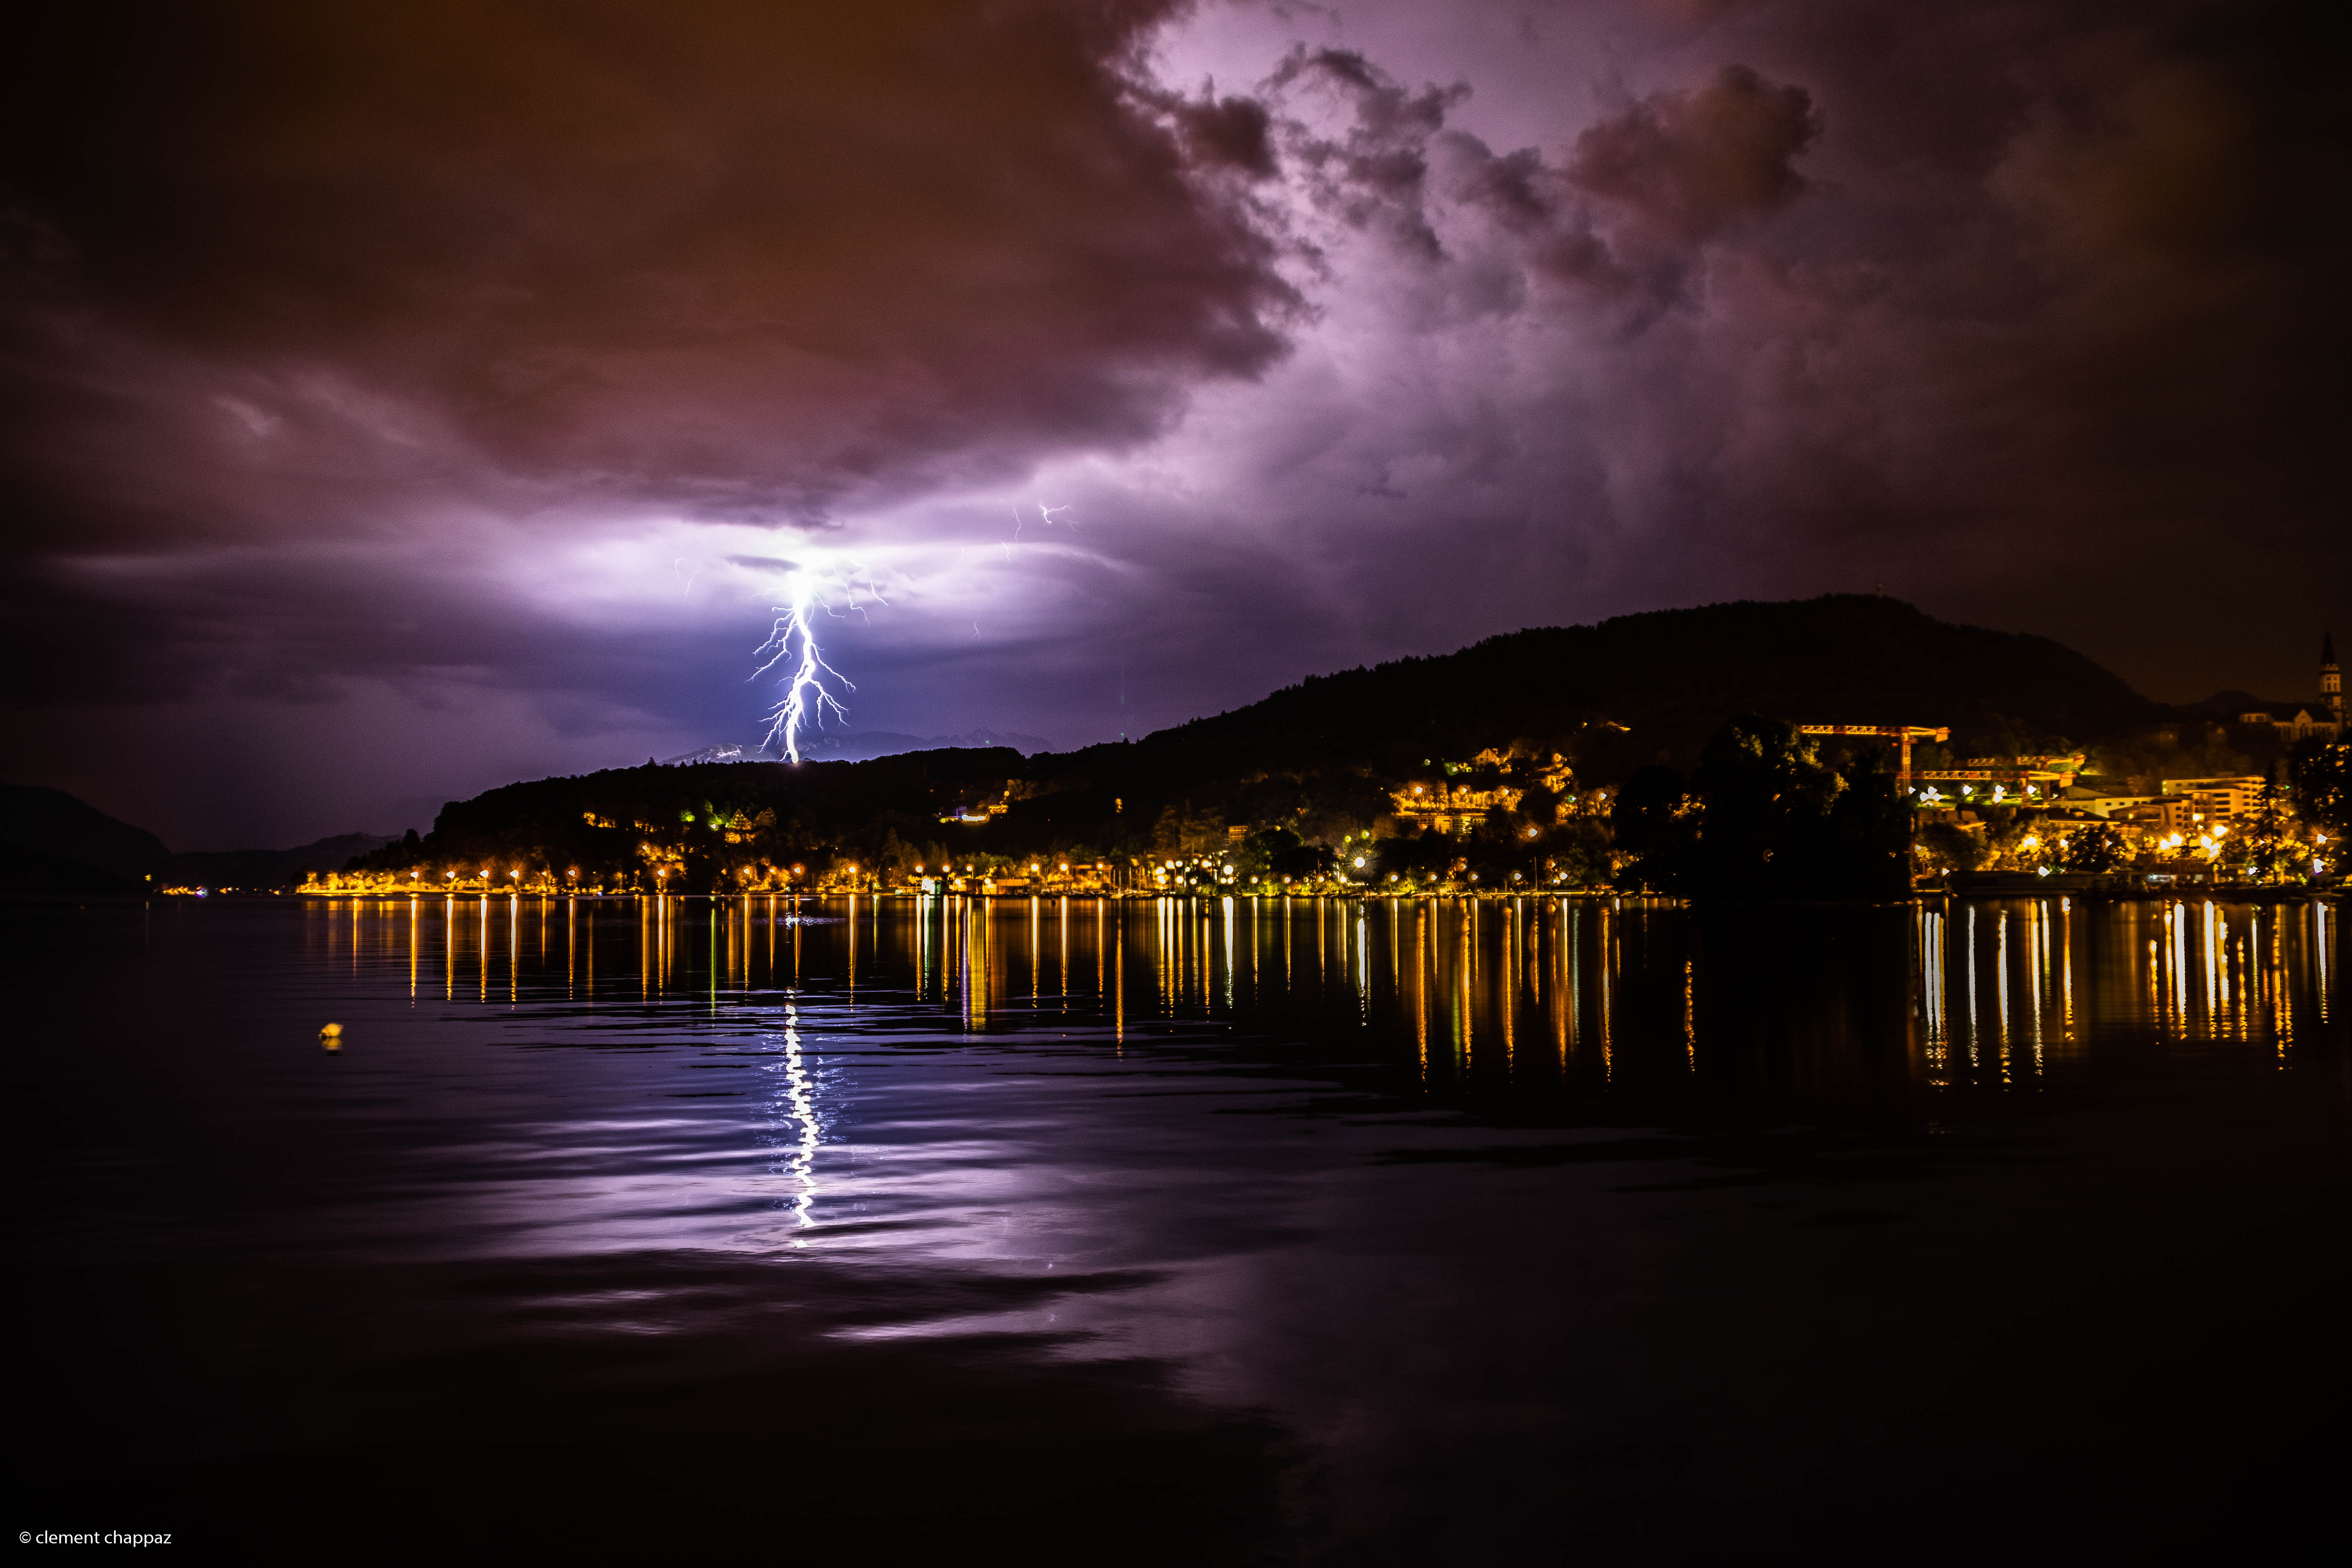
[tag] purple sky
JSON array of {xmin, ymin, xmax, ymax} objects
[{"xmin": 4, "ymin": 0, "xmax": 2345, "ymax": 849}]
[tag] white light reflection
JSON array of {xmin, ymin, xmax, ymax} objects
[{"xmin": 767, "ymin": 999, "xmax": 823, "ymax": 1230}]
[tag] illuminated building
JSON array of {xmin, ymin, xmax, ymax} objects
[{"xmin": 2232, "ymin": 633, "xmax": 2345, "ymax": 740}]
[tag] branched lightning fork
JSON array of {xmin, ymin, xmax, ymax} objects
[{"xmin": 753, "ymin": 582, "xmax": 855, "ymax": 764}]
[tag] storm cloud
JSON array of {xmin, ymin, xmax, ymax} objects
[{"xmin": 2, "ymin": 0, "xmax": 2344, "ymax": 846}]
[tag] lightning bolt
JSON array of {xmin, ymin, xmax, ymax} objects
[{"xmin": 753, "ymin": 582, "xmax": 853, "ymax": 765}]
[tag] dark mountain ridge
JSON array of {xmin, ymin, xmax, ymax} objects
[
  {"xmin": 166, "ymin": 834, "xmax": 400, "ymax": 890},
  {"xmin": 1, "ymin": 783, "xmax": 172, "ymax": 879},
  {"xmin": 2, "ymin": 783, "xmax": 170, "ymax": 892},
  {"xmin": 13, "ymin": 597, "xmax": 2179, "ymax": 894},
  {"xmin": 340, "ymin": 596, "xmax": 2162, "ymax": 887},
  {"xmin": 0, "ymin": 782, "xmax": 399, "ymax": 893},
  {"xmin": 1121, "ymin": 594, "xmax": 2152, "ymax": 784}
]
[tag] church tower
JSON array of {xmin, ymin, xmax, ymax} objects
[{"xmin": 2324, "ymin": 630, "xmax": 2342, "ymax": 724}]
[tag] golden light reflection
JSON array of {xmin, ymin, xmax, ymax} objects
[{"xmin": 338, "ymin": 889, "xmax": 2340, "ymax": 1115}]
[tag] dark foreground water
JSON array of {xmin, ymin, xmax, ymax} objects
[{"xmin": 13, "ymin": 893, "xmax": 2350, "ymax": 1563}]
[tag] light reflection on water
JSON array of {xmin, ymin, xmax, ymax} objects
[
  {"xmin": 16, "ymin": 890, "xmax": 2352, "ymax": 1558},
  {"xmin": 249, "ymin": 890, "xmax": 2352, "ymax": 1260},
  {"xmin": 316, "ymin": 890, "xmax": 2342, "ymax": 1079}
]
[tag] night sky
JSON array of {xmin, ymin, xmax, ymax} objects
[{"xmin": 4, "ymin": 0, "xmax": 2344, "ymax": 849}]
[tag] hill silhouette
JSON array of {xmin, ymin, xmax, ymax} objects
[
  {"xmin": 339, "ymin": 595, "xmax": 2158, "ymax": 890},
  {"xmin": 3, "ymin": 599, "xmax": 2175, "ymax": 897},
  {"xmin": 165, "ymin": 833, "xmax": 401, "ymax": 891},
  {"xmin": 1111, "ymin": 594, "xmax": 2151, "ymax": 785},
  {"xmin": 0, "ymin": 783, "xmax": 171, "ymax": 891}
]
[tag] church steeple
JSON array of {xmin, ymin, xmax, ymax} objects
[{"xmin": 2324, "ymin": 630, "xmax": 2342, "ymax": 722}]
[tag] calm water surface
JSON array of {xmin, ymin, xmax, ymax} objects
[{"xmin": 15, "ymin": 893, "xmax": 2351, "ymax": 1562}]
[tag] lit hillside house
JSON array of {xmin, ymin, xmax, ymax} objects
[{"xmin": 2235, "ymin": 633, "xmax": 2345, "ymax": 741}]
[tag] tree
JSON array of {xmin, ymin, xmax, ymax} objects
[
  {"xmin": 1610, "ymin": 716, "xmax": 1908, "ymax": 900},
  {"xmin": 2237, "ymin": 771, "xmax": 2292, "ymax": 883},
  {"xmin": 1608, "ymin": 765, "xmax": 1699, "ymax": 892},
  {"xmin": 2060, "ymin": 822, "xmax": 2123, "ymax": 873},
  {"xmin": 1546, "ymin": 818, "xmax": 1615, "ymax": 887},
  {"xmin": 1151, "ymin": 800, "xmax": 1225, "ymax": 856},
  {"xmin": 1915, "ymin": 821, "xmax": 1983, "ymax": 875},
  {"xmin": 2290, "ymin": 740, "xmax": 2352, "ymax": 838}
]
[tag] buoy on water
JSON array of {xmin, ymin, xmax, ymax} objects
[{"xmin": 320, "ymin": 1022, "xmax": 343, "ymax": 1052}]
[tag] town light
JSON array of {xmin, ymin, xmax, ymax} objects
[{"xmin": 1353, "ymin": 856, "xmax": 1366, "ymax": 868}]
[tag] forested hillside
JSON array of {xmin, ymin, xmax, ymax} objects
[{"xmin": 341, "ymin": 596, "xmax": 2153, "ymax": 891}]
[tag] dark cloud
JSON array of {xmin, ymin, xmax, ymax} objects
[
  {"xmin": 1273, "ymin": 0, "xmax": 2347, "ymax": 670},
  {"xmin": 4, "ymin": 0, "xmax": 2347, "ymax": 847},
  {"xmin": 1172, "ymin": 95, "xmax": 1280, "ymax": 178},
  {"xmin": 0, "ymin": 0, "xmax": 1296, "ymax": 552},
  {"xmin": 1271, "ymin": 47, "xmax": 1471, "ymax": 259},
  {"xmin": 1568, "ymin": 65, "xmax": 1817, "ymax": 242}
]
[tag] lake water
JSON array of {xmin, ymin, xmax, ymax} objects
[{"xmin": 14, "ymin": 893, "xmax": 2350, "ymax": 1562}]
